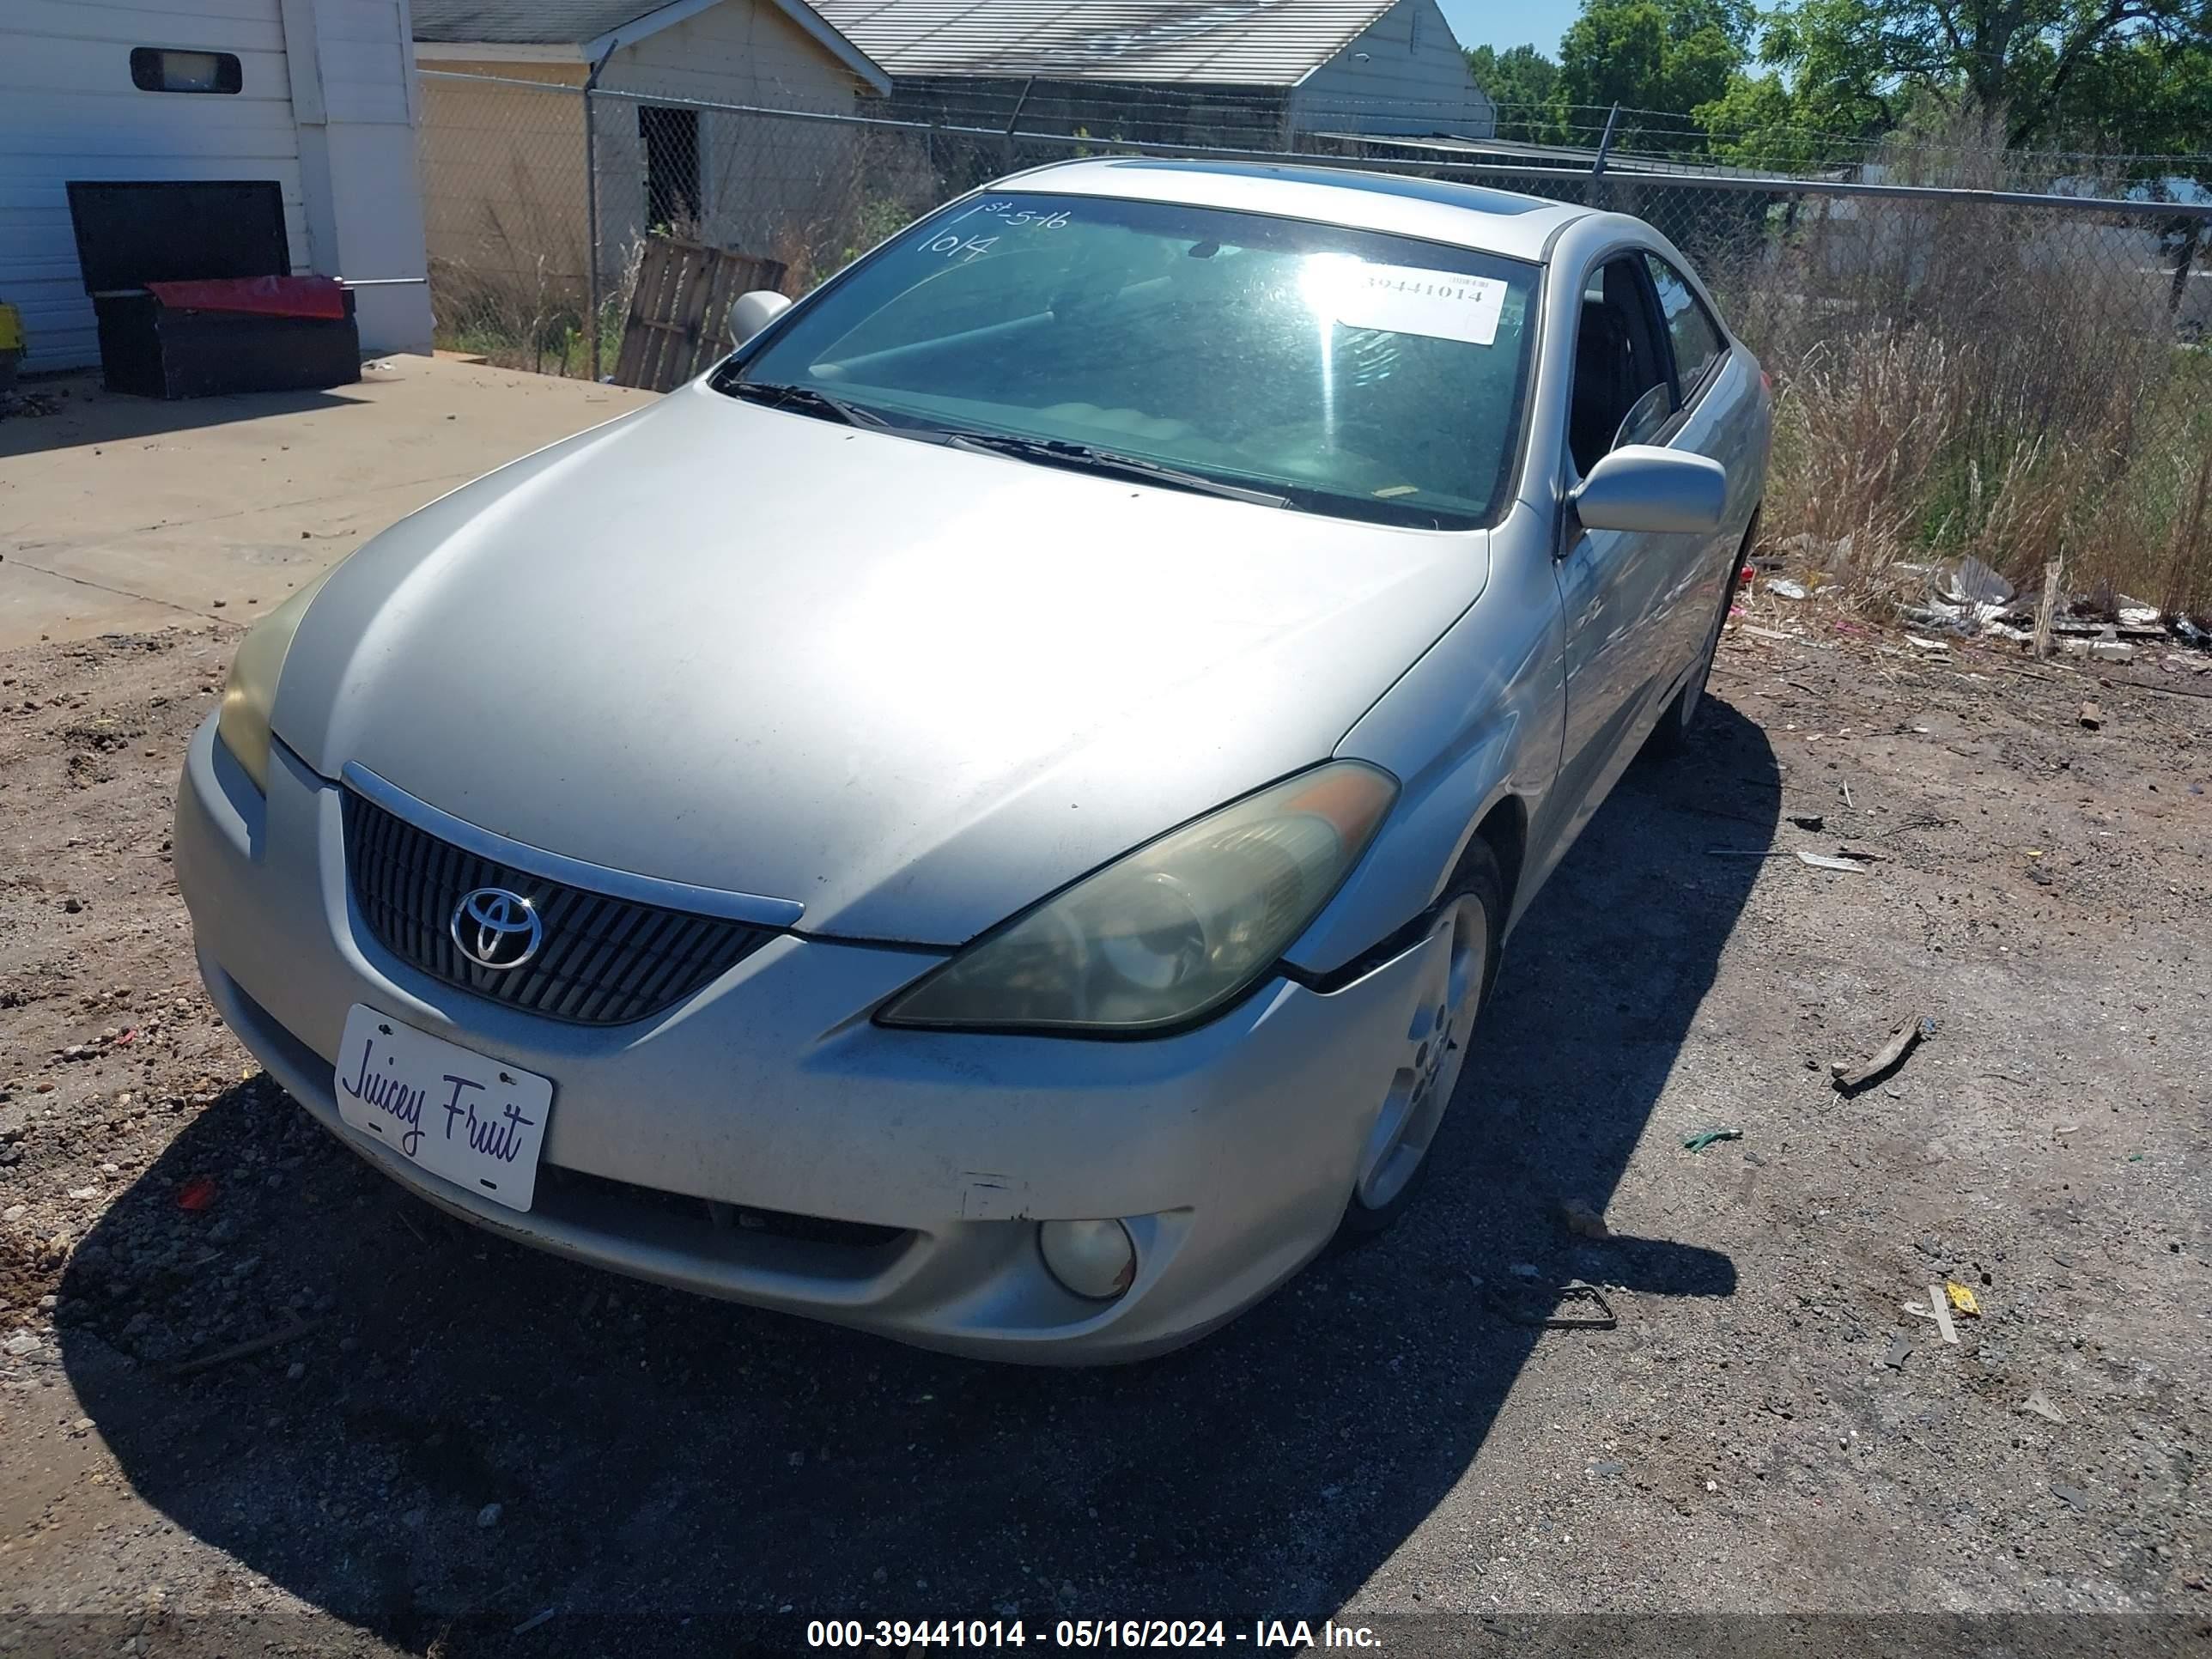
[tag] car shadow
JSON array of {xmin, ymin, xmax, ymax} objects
[{"xmin": 57, "ymin": 700, "xmax": 1777, "ymax": 1654}]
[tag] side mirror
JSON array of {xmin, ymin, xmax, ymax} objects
[
  {"xmin": 1571, "ymin": 444, "xmax": 1727, "ymax": 535},
  {"xmin": 726, "ymin": 289, "xmax": 791, "ymax": 346}
]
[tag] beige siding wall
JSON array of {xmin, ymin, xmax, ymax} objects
[
  {"xmin": 603, "ymin": 0, "xmax": 857, "ymax": 107},
  {"xmin": 416, "ymin": 2, "xmax": 870, "ymax": 316},
  {"xmin": 1293, "ymin": 0, "xmax": 1495, "ymax": 138},
  {"xmin": 417, "ymin": 60, "xmax": 592, "ymax": 315},
  {"xmin": 598, "ymin": 0, "xmax": 867, "ymax": 276}
]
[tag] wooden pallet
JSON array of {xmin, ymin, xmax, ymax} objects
[{"xmin": 611, "ymin": 238, "xmax": 787, "ymax": 392}]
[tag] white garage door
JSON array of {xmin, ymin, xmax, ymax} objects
[{"xmin": 0, "ymin": 0, "xmax": 311, "ymax": 371}]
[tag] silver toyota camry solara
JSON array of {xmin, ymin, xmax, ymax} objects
[{"xmin": 176, "ymin": 159, "xmax": 1770, "ymax": 1362}]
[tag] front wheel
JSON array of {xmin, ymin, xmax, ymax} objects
[{"xmin": 1339, "ymin": 842, "xmax": 1504, "ymax": 1237}]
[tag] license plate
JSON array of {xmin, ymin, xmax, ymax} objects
[{"xmin": 333, "ymin": 1005, "xmax": 554, "ymax": 1212}]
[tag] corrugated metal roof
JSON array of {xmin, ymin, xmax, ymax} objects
[
  {"xmin": 809, "ymin": 0, "xmax": 1402, "ymax": 85},
  {"xmin": 411, "ymin": 0, "xmax": 664, "ymax": 44}
]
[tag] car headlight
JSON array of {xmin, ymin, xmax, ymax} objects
[
  {"xmin": 878, "ymin": 762, "xmax": 1397, "ymax": 1035},
  {"xmin": 216, "ymin": 564, "xmax": 339, "ymax": 793}
]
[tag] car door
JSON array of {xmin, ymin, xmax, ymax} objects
[
  {"xmin": 1638, "ymin": 249, "xmax": 1743, "ymax": 677},
  {"xmin": 1550, "ymin": 252, "xmax": 1686, "ymax": 840}
]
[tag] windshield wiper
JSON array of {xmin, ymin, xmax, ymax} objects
[
  {"xmin": 726, "ymin": 380, "xmax": 890, "ymax": 428},
  {"xmin": 942, "ymin": 433, "xmax": 1290, "ymax": 509}
]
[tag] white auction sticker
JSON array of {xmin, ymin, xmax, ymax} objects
[{"xmin": 1330, "ymin": 264, "xmax": 1508, "ymax": 345}]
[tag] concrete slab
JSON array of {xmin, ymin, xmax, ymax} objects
[{"xmin": 0, "ymin": 356, "xmax": 658, "ymax": 649}]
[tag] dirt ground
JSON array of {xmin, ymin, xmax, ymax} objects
[{"xmin": 0, "ymin": 602, "xmax": 2207, "ymax": 1657}]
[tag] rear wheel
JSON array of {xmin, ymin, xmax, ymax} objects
[
  {"xmin": 1339, "ymin": 842, "xmax": 1504, "ymax": 1237},
  {"xmin": 1647, "ymin": 525, "xmax": 1753, "ymax": 757}
]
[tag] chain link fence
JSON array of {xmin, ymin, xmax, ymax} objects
[{"xmin": 416, "ymin": 68, "xmax": 2212, "ymax": 612}]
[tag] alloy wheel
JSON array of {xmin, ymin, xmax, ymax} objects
[{"xmin": 1353, "ymin": 894, "xmax": 1489, "ymax": 1212}]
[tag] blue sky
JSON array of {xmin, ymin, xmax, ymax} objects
[{"xmin": 1437, "ymin": 0, "xmax": 1580, "ymax": 56}]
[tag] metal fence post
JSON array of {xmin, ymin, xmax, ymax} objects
[
  {"xmin": 584, "ymin": 48, "xmax": 614, "ymax": 381},
  {"xmin": 1002, "ymin": 76, "xmax": 1036, "ymax": 174},
  {"xmin": 1588, "ymin": 102, "xmax": 1620, "ymax": 212},
  {"xmin": 2171, "ymin": 217, "xmax": 2203, "ymax": 320}
]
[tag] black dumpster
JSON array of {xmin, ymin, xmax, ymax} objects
[{"xmin": 66, "ymin": 179, "xmax": 360, "ymax": 399}]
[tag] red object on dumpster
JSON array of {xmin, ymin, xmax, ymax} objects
[
  {"xmin": 144, "ymin": 274, "xmax": 347, "ymax": 321},
  {"xmin": 177, "ymin": 1176, "xmax": 218, "ymax": 1212}
]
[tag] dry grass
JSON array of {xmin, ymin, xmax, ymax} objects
[
  {"xmin": 1704, "ymin": 125, "xmax": 2212, "ymax": 617},
  {"xmin": 759, "ymin": 131, "xmax": 942, "ymax": 293}
]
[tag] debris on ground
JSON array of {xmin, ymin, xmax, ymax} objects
[
  {"xmin": 1832, "ymin": 1016, "xmax": 1933, "ymax": 1094},
  {"xmin": 2078, "ymin": 702, "xmax": 2104, "ymax": 729},
  {"xmin": 1765, "ymin": 578, "xmax": 1809, "ymax": 600},
  {"xmin": 1884, "ymin": 1335, "xmax": 1913, "ymax": 1370},
  {"xmin": 2032, "ymin": 559, "xmax": 2064, "ymax": 656},
  {"xmin": 1892, "ymin": 556, "xmax": 2212, "ymax": 659},
  {"xmin": 1927, "ymin": 1285, "xmax": 1960, "ymax": 1344},
  {"xmin": 167, "ymin": 1316, "xmax": 319, "ymax": 1379},
  {"xmin": 1789, "ymin": 813, "xmax": 1826, "ymax": 831},
  {"xmin": 0, "ymin": 388, "xmax": 62, "ymax": 421},
  {"xmin": 175, "ymin": 1176, "xmax": 218, "ymax": 1212},
  {"xmin": 1797, "ymin": 850, "xmax": 1870, "ymax": 872},
  {"xmin": 1941, "ymin": 556, "xmax": 2014, "ymax": 609},
  {"xmin": 2022, "ymin": 1389, "xmax": 2068, "ymax": 1425},
  {"xmin": 1559, "ymin": 1198, "xmax": 1612, "ymax": 1240},
  {"xmin": 1944, "ymin": 1281, "xmax": 1981, "ymax": 1318},
  {"xmin": 2051, "ymin": 1483, "xmax": 2088, "ymax": 1512},
  {"xmin": 1682, "ymin": 1128, "xmax": 1742, "ymax": 1153},
  {"xmin": 1485, "ymin": 1279, "xmax": 1619, "ymax": 1330}
]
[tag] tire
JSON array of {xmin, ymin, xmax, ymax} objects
[
  {"xmin": 1646, "ymin": 525, "xmax": 1753, "ymax": 758},
  {"xmin": 1338, "ymin": 839, "xmax": 1505, "ymax": 1238}
]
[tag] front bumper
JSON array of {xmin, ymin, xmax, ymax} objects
[{"xmin": 174, "ymin": 714, "xmax": 1438, "ymax": 1362}]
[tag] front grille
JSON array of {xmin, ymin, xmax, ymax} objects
[{"xmin": 342, "ymin": 790, "xmax": 775, "ymax": 1025}]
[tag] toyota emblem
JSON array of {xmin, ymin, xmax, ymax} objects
[{"xmin": 451, "ymin": 887, "xmax": 544, "ymax": 971}]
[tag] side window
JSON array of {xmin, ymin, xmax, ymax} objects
[
  {"xmin": 1643, "ymin": 253, "xmax": 1726, "ymax": 398},
  {"xmin": 1566, "ymin": 257, "xmax": 1670, "ymax": 477}
]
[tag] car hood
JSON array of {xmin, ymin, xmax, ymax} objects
[{"xmin": 275, "ymin": 384, "xmax": 1489, "ymax": 945}]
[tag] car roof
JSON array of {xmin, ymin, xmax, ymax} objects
[{"xmin": 1000, "ymin": 157, "xmax": 1593, "ymax": 264}]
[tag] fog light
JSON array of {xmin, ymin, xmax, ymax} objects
[{"xmin": 1038, "ymin": 1218, "xmax": 1136, "ymax": 1301}]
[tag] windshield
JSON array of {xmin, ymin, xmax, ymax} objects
[{"xmin": 726, "ymin": 191, "xmax": 1540, "ymax": 529}]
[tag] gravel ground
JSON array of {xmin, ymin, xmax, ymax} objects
[{"xmin": 0, "ymin": 613, "xmax": 2206, "ymax": 1658}]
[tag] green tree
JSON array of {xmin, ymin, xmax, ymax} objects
[
  {"xmin": 1555, "ymin": 0, "xmax": 1753, "ymax": 140},
  {"xmin": 1465, "ymin": 42, "xmax": 1563, "ymax": 140},
  {"xmin": 1692, "ymin": 71, "xmax": 1836, "ymax": 167},
  {"xmin": 1758, "ymin": 0, "xmax": 2212, "ymax": 147},
  {"xmin": 2049, "ymin": 29, "xmax": 2212, "ymax": 155}
]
